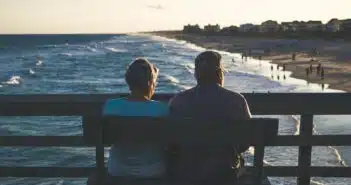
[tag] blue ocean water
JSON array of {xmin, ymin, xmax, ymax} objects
[{"xmin": 0, "ymin": 34, "xmax": 350, "ymax": 185}]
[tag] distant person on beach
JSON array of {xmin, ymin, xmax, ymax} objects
[
  {"xmin": 321, "ymin": 67, "xmax": 325, "ymax": 79},
  {"xmin": 306, "ymin": 67, "xmax": 310, "ymax": 77},
  {"xmin": 88, "ymin": 58, "xmax": 167, "ymax": 185},
  {"xmin": 317, "ymin": 63, "xmax": 322, "ymax": 75},
  {"xmin": 271, "ymin": 65, "xmax": 273, "ymax": 71},
  {"xmin": 292, "ymin": 53, "xmax": 296, "ymax": 61},
  {"xmin": 169, "ymin": 50, "xmax": 251, "ymax": 183},
  {"xmin": 310, "ymin": 64, "xmax": 313, "ymax": 73},
  {"xmin": 282, "ymin": 64, "xmax": 286, "ymax": 71}
]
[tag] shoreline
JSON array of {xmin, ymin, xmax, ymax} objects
[{"xmin": 150, "ymin": 32, "xmax": 351, "ymax": 92}]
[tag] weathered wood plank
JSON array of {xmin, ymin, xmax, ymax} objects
[
  {"xmin": 261, "ymin": 166, "xmax": 351, "ymax": 177},
  {"xmin": 1, "ymin": 166, "xmax": 350, "ymax": 178},
  {"xmin": 297, "ymin": 115, "xmax": 314, "ymax": 185},
  {"xmin": 2, "ymin": 135, "xmax": 351, "ymax": 147},
  {"xmin": 266, "ymin": 135, "xmax": 351, "ymax": 146},
  {"xmin": 0, "ymin": 93, "xmax": 351, "ymax": 115},
  {"xmin": 0, "ymin": 167, "xmax": 94, "ymax": 177},
  {"xmin": 0, "ymin": 136, "xmax": 87, "ymax": 146}
]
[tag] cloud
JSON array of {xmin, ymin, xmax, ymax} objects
[{"xmin": 147, "ymin": 4, "xmax": 164, "ymax": 10}]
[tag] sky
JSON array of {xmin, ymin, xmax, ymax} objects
[{"xmin": 1, "ymin": 0, "xmax": 351, "ymax": 34}]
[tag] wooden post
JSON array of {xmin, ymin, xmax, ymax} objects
[
  {"xmin": 253, "ymin": 127, "xmax": 265, "ymax": 185},
  {"xmin": 297, "ymin": 114, "xmax": 313, "ymax": 185},
  {"xmin": 95, "ymin": 116, "xmax": 105, "ymax": 185}
]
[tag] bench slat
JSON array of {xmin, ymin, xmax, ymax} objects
[
  {"xmin": 1, "ymin": 166, "xmax": 350, "ymax": 178},
  {"xmin": 0, "ymin": 136, "xmax": 86, "ymax": 146},
  {"xmin": 2, "ymin": 135, "xmax": 351, "ymax": 147},
  {"xmin": 0, "ymin": 167, "xmax": 94, "ymax": 177}
]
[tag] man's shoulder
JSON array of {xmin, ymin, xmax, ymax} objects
[
  {"xmin": 170, "ymin": 87, "xmax": 196, "ymax": 102},
  {"xmin": 218, "ymin": 87, "xmax": 246, "ymax": 101}
]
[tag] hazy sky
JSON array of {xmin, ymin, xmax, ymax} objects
[{"xmin": 1, "ymin": 0, "xmax": 351, "ymax": 34}]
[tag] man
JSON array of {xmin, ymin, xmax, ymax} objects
[{"xmin": 169, "ymin": 51, "xmax": 251, "ymax": 183}]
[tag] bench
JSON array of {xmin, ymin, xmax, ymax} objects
[{"xmin": 85, "ymin": 117, "xmax": 279, "ymax": 185}]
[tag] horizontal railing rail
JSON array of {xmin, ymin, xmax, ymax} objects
[{"xmin": 1, "ymin": 93, "xmax": 351, "ymax": 185}]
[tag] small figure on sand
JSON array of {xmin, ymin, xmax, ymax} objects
[
  {"xmin": 321, "ymin": 83, "xmax": 325, "ymax": 90},
  {"xmin": 292, "ymin": 53, "xmax": 296, "ymax": 61},
  {"xmin": 309, "ymin": 64, "xmax": 313, "ymax": 73},
  {"xmin": 283, "ymin": 74, "xmax": 286, "ymax": 80},
  {"xmin": 277, "ymin": 75, "xmax": 280, "ymax": 80},
  {"xmin": 282, "ymin": 64, "xmax": 286, "ymax": 71},
  {"xmin": 276, "ymin": 64, "xmax": 279, "ymax": 70},
  {"xmin": 271, "ymin": 65, "xmax": 273, "ymax": 71},
  {"xmin": 306, "ymin": 67, "xmax": 310, "ymax": 77},
  {"xmin": 232, "ymin": 58, "xmax": 235, "ymax": 63},
  {"xmin": 321, "ymin": 67, "xmax": 325, "ymax": 80},
  {"xmin": 316, "ymin": 63, "xmax": 322, "ymax": 75}
]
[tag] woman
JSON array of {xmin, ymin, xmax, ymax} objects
[{"xmin": 88, "ymin": 58, "xmax": 168, "ymax": 184}]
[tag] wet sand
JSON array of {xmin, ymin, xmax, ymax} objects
[{"xmin": 151, "ymin": 32, "xmax": 351, "ymax": 92}]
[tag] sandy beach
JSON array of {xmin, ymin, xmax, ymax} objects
[{"xmin": 152, "ymin": 32, "xmax": 351, "ymax": 92}]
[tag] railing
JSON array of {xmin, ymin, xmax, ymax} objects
[{"xmin": 0, "ymin": 93, "xmax": 351, "ymax": 185}]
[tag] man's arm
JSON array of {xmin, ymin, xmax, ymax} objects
[{"xmin": 237, "ymin": 95, "xmax": 252, "ymax": 153}]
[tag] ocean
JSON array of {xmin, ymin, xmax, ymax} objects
[{"xmin": 0, "ymin": 34, "xmax": 350, "ymax": 185}]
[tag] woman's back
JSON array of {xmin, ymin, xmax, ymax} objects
[{"xmin": 103, "ymin": 98, "xmax": 169, "ymax": 177}]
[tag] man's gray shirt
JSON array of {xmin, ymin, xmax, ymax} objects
[{"xmin": 168, "ymin": 84, "xmax": 251, "ymax": 181}]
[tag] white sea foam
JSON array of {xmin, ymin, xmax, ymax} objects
[
  {"xmin": 29, "ymin": 68, "xmax": 35, "ymax": 75},
  {"xmin": 105, "ymin": 47, "xmax": 127, "ymax": 53},
  {"xmin": 60, "ymin": 53, "xmax": 72, "ymax": 56},
  {"xmin": 162, "ymin": 74, "xmax": 180, "ymax": 84},
  {"xmin": 4, "ymin": 75, "xmax": 21, "ymax": 85},
  {"xmin": 36, "ymin": 60, "xmax": 43, "ymax": 66}
]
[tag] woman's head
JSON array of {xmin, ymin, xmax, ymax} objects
[{"xmin": 125, "ymin": 58, "xmax": 159, "ymax": 99}]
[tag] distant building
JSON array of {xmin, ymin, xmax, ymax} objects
[
  {"xmin": 183, "ymin": 24, "xmax": 202, "ymax": 33},
  {"xmin": 306, "ymin": 21, "xmax": 324, "ymax": 31},
  {"xmin": 280, "ymin": 22, "xmax": 297, "ymax": 31},
  {"xmin": 326, "ymin": 18, "xmax": 341, "ymax": 32},
  {"xmin": 295, "ymin": 21, "xmax": 308, "ymax": 32},
  {"xmin": 340, "ymin": 19, "xmax": 351, "ymax": 32},
  {"xmin": 220, "ymin": 26, "xmax": 239, "ymax": 34},
  {"xmin": 239, "ymin": 23, "xmax": 256, "ymax": 32},
  {"xmin": 204, "ymin": 24, "xmax": 220, "ymax": 33},
  {"xmin": 260, "ymin": 20, "xmax": 279, "ymax": 32}
]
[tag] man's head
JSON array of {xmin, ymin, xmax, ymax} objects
[
  {"xmin": 125, "ymin": 58, "xmax": 159, "ymax": 99},
  {"xmin": 194, "ymin": 51, "xmax": 224, "ymax": 86}
]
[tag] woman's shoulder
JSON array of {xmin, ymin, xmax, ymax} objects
[{"xmin": 148, "ymin": 100, "xmax": 169, "ymax": 115}]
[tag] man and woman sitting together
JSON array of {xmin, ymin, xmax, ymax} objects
[{"xmin": 89, "ymin": 50, "xmax": 252, "ymax": 185}]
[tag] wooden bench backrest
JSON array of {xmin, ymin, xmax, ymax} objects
[{"xmin": 99, "ymin": 117, "xmax": 279, "ymax": 146}]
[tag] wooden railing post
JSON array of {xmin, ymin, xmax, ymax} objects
[{"xmin": 297, "ymin": 114, "xmax": 313, "ymax": 185}]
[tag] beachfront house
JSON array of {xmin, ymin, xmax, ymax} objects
[
  {"xmin": 294, "ymin": 21, "xmax": 308, "ymax": 32},
  {"xmin": 280, "ymin": 22, "xmax": 297, "ymax": 32},
  {"xmin": 239, "ymin": 23, "xmax": 256, "ymax": 32},
  {"xmin": 183, "ymin": 24, "xmax": 202, "ymax": 33},
  {"xmin": 306, "ymin": 21, "xmax": 324, "ymax": 31},
  {"xmin": 326, "ymin": 18, "xmax": 341, "ymax": 32},
  {"xmin": 220, "ymin": 26, "xmax": 239, "ymax": 35},
  {"xmin": 260, "ymin": 20, "xmax": 279, "ymax": 32},
  {"xmin": 204, "ymin": 24, "xmax": 220, "ymax": 33},
  {"xmin": 340, "ymin": 19, "xmax": 351, "ymax": 32}
]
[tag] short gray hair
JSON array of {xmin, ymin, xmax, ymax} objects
[{"xmin": 125, "ymin": 58, "xmax": 158, "ymax": 92}]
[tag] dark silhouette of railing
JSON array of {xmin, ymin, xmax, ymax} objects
[{"xmin": 0, "ymin": 93, "xmax": 351, "ymax": 185}]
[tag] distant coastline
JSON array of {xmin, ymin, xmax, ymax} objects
[{"xmin": 149, "ymin": 30, "xmax": 351, "ymax": 92}]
